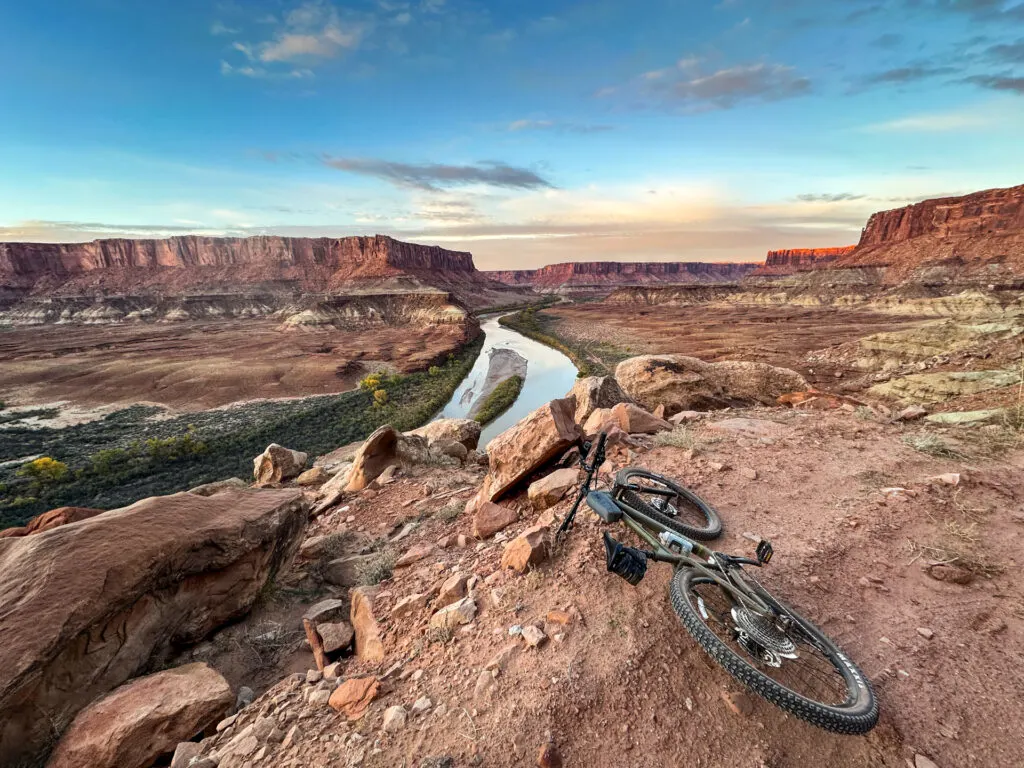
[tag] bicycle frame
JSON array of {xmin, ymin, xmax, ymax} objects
[{"xmin": 559, "ymin": 432, "xmax": 774, "ymax": 615}]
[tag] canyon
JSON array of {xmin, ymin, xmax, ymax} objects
[{"xmin": 486, "ymin": 260, "xmax": 758, "ymax": 293}]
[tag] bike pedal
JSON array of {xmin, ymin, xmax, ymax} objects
[
  {"xmin": 603, "ymin": 531, "xmax": 648, "ymax": 586},
  {"xmin": 756, "ymin": 539, "xmax": 773, "ymax": 564}
]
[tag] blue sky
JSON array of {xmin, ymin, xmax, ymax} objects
[{"xmin": 1, "ymin": 0, "xmax": 1023, "ymax": 269}]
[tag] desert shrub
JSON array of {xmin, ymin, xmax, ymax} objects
[
  {"xmin": 902, "ymin": 433, "xmax": 966, "ymax": 459},
  {"xmin": 373, "ymin": 389, "xmax": 389, "ymax": 407},
  {"xmin": 428, "ymin": 365, "xmax": 441, "ymax": 377},
  {"xmin": 359, "ymin": 549, "xmax": 396, "ymax": 586},
  {"xmin": 653, "ymin": 426, "xmax": 702, "ymax": 451},
  {"xmin": 473, "ymin": 375, "xmax": 525, "ymax": 425},
  {"xmin": 16, "ymin": 457, "xmax": 69, "ymax": 489},
  {"xmin": 359, "ymin": 373, "xmax": 383, "ymax": 391}
]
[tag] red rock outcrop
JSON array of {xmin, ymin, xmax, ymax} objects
[
  {"xmin": 0, "ymin": 506, "xmax": 104, "ymax": 538},
  {"xmin": 834, "ymin": 184, "xmax": 1024, "ymax": 281},
  {"xmin": 0, "ymin": 487, "xmax": 306, "ymax": 765},
  {"xmin": 751, "ymin": 246, "xmax": 856, "ymax": 276},
  {"xmin": 487, "ymin": 261, "xmax": 758, "ymax": 291}
]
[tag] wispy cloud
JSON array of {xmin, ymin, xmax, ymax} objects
[
  {"xmin": 987, "ymin": 39, "xmax": 1024, "ymax": 63},
  {"xmin": 964, "ymin": 74, "xmax": 1024, "ymax": 93},
  {"xmin": 220, "ymin": 60, "xmax": 313, "ymax": 79},
  {"xmin": 259, "ymin": 2, "xmax": 364, "ymax": 62},
  {"xmin": 506, "ymin": 119, "xmax": 613, "ymax": 134},
  {"xmin": 601, "ymin": 58, "xmax": 811, "ymax": 111},
  {"xmin": 211, "ymin": 21, "xmax": 239, "ymax": 36},
  {"xmin": 861, "ymin": 64, "xmax": 958, "ymax": 85},
  {"xmin": 863, "ymin": 106, "xmax": 994, "ymax": 132},
  {"xmin": 795, "ymin": 193, "xmax": 866, "ymax": 202},
  {"xmin": 322, "ymin": 157, "xmax": 554, "ymax": 190}
]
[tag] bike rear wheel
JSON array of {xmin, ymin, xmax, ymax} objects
[
  {"xmin": 669, "ymin": 567, "xmax": 878, "ymax": 734},
  {"xmin": 613, "ymin": 468, "xmax": 722, "ymax": 541}
]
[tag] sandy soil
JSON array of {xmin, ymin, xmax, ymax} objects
[
  {"xmin": 198, "ymin": 407, "xmax": 1024, "ymax": 768},
  {"xmin": 0, "ymin": 320, "xmax": 473, "ymax": 411},
  {"xmin": 543, "ymin": 303, "xmax": 929, "ymax": 385}
]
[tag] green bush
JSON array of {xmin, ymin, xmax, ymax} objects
[
  {"xmin": 473, "ymin": 375, "xmax": 525, "ymax": 425},
  {"xmin": 428, "ymin": 365, "xmax": 441, "ymax": 377},
  {"xmin": 372, "ymin": 389, "xmax": 389, "ymax": 407}
]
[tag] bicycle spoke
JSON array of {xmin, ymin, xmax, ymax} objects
[{"xmin": 687, "ymin": 580, "xmax": 849, "ymax": 706}]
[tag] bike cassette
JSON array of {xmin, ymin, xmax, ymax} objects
[{"xmin": 731, "ymin": 607, "xmax": 797, "ymax": 666}]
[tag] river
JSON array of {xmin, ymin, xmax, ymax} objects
[{"xmin": 436, "ymin": 313, "xmax": 579, "ymax": 447}]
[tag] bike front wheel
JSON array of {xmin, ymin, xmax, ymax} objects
[
  {"xmin": 669, "ymin": 567, "xmax": 878, "ymax": 734},
  {"xmin": 613, "ymin": 468, "xmax": 722, "ymax": 541}
]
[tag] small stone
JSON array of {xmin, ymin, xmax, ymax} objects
[
  {"xmin": 474, "ymin": 670, "xmax": 496, "ymax": 701},
  {"xmin": 928, "ymin": 473, "xmax": 961, "ymax": 486},
  {"xmin": 521, "ymin": 625, "xmax": 547, "ymax": 648},
  {"xmin": 236, "ymin": 686, "xmax": 254, "ymax": 711},
  {"xmin": 485, "ymin": 644, "xmax": 518, "ymax": 673},
  {"xmin": 915, "ymin": 755, "xmax": 940, "ymax": 768},
  {"xmin": 546, "ymin": 610, "xmax": 573, "ymax": 626},
  {"xmin": 739, "ymin": 467, "xmax": 758, "ymax": 480},
  {"xmin": 170, "ymin": 741, "xmax": 203, "ymax": 768},
  {"xmin": 927, "ymin": 563, "xmax": 974, "ymax": 585},
  {"xmin": 308, "ymin": 688, "xmax": 332, "ymax": 706},
  {"xmin": 537, "ymin": 741, "xmax": 563, "ymax": 768},
  {"xmin": 501, "ymin": 525, "xmax": 549, "ymax": 574},
  {"xmin": 708, "ymin": 461, "xmax": 726, "ymax": 472},
  {"xmin": 323, "ymin": 661, "xmax": 344, "ymax": 680},
  {"xmin": 411, "ymin": 696, "xmax": 433, "ymax": 716},
  {"xmin": 436, "ymin": 572, "xmax": 471, "ymax": 610},
  {"xmin": 382, "ymin": 705, "xmax": 407, "ymax": 733},
  {"xmin": 897, "ymin": 405, "xmax": 928, "ymax": 421},
  {"xmin": 282, "ymin": 724, "xmax": 303, "ymax": 748},
  {"xmin": 391, "ymin": 592, "xmax": 430, "ymax": 619},
  {"xmin": 430, "ymin": 597, "xmax": 477, "ymax": 629},
  {"xmin": 306, "ymin": 669, "xmax": 323, "ymax": 684},
  {"xmin": 396, "ymin": 543, "xmax": 434, "ymax": 567},
  {"xmin": 216, "ymin": 713, "xmax": 238, "ymax": 732},
  {"xmin": 329, "ymin": 676, "xmax": 380, "ymax": 720},
  {"xmin": 473, "ymin": 501, "xmax": 520, "ymax": 538},
  {"xmin": 721, "ymin": 690, "xmax": 753, "ymax": 716}
]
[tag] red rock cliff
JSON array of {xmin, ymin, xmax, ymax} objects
[
  {"xmin": 752, "ymin": 246, "xmax": 856, "ymax": 276},
  {"xmin": 835, "ymin": 184, "xmax": 1024, "ymax": 280},
  {"xmin": 0, "ymin": 235, "xmax": 478, "ymax": 296},
  {"xmin": 487, "ymin": 261, "xmax": 758, "ymax": 289}
]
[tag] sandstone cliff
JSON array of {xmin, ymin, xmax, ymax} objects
[
  {"xmin": 752, "ymin": 247, "xmax": 856, "ymax": 276},
  {"xmin": 0, "ymin": 235, "xmax": 533, "ymax": 316},
  {"xmin": 833, "ymin": 184, "xmax": 1024, "ymax": 282},
  {"xmin": 487, "ymin": 261, "xmax": 758, "ymax": 292}
]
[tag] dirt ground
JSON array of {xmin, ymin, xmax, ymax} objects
[
  {"xmin": 200, "ymin": 407, "xmax": 1024, "ymax": 768},
  {"xmin": 0, "ymin": 320, "xmax": 472, "ymax": 411},
  {"xmin": 542, "ymin": 303, "xmax": 929, "ymax": 384}
]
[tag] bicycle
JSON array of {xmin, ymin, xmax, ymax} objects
[{"xmin": 555, "ymin": 431, "xmax": 879, "ymax": 735}]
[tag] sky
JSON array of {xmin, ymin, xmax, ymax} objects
[{"xmin": 1, "ymin": 0, "xmax": 1023, "ymax": 270}]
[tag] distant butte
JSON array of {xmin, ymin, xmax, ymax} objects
[{"xmin": 486, "ymin": 261, "xmax": 759, "ymax": 292}]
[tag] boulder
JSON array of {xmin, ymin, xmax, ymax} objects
[
  {"xmin": 345, "ymin": 425, "xmax": 400, "ymax": 492},
  {"xmin": 253, "ymin": 444, "xmax": 308, "ymax": 486},
  {"xmin": 187, "ymin": 478, "xmax": 248, "ymax": 497},
  {"xmin": 567, "ymin": 376, "xmax": 631, "ymax": 425},
  {"xmin": 350, "ymin": 586, "xmax": 386, "ymax": 662},
  {"xmin": 318, "ymin": 621, "xmax": 355, "ymax": 654},
  {"xmin": 396, "ymin": 543, "xmax": 435, "ymax": 567},
  {"xmin": 295, "ymin": 467, "xmax": 329, "ymax": 486},
  {"xmin": 472, "ymin": 501, "xmax": 519, "ymax": 539},
  {"xmin": 611, "ymin": 402, "xmax": 672, "ymax": 434},
  {"xmin": 407, "ymin": 418, "xmax": 482, "ymax": 450},
  {"xmin": 0, "ymin": 506, "xmax": 104, "ymax": 539},
  {"xmin": 303, "ymin": 598, "xmax": 348, "ymax": 624},
  {"xmin": 391, "ymin": 592, "xmax": 430, "ymax": 619},
  {"xmin": 582, "ymin": 408, "xmax": 619, "ymax": 438},
  {"xmin": 47, "ymin": 663, "xmax": 233, "ymax": 768},
  {"xmin": 473, "ymin": 396, "xmax": 582, "ymax": 506},
  {"xmin": 614, "ymin": 355, "xmax": 807, "ymax": 414},
  {"xmin": 433, "ymin": 439, "xmax": 468, "ymax": 462},
  {"xmin": 527, "ymin": 469, "xmax": 579, "ymax": 511},
  {"xmin": 0, "ymin": 488, "xmax": 306, "ymax": 765},
  {"xmin": 501, "ymin": 525, "xmax": 550, "ymax": 573}
]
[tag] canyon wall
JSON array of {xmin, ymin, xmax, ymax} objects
[
  {"xmin": 833, "ymin": 184, "xmax": 1024, "ymax": 282},
  {"xmin": 0, "ymin": 235, "xmax": 535, "ymax": 315},
  {"xmin": 487, "ymin": 260, "xmax": 758, "ymax": 292},
  {"xmin": 752, "ymin": 246, "xmax": 856, "ymax": 276}
]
